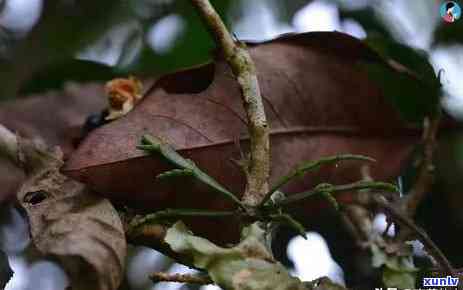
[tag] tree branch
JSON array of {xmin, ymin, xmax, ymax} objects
[
  {"xmin": 364, "ymin": 193, "xmax": 456, "ymax": 277},
  {"xmin": 275, "ymin": 181, "xmax": 398, "ymax": 207},
  {"xmin": 404, "ymin": 113, "xmax": 441, "ymax": 216},
  {"xmin": 150, "ymin": 272, "xmax": 213, "ymax": 285},
  {"xmin": 260, "ymin": 154, "xmax": 375, "ymax": 206},
  {"xmin": 190, "ymin": 0, "xmax": 270, "ymax": 207}
]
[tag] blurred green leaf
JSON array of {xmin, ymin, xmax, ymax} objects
[
  {"xmin": 20, "ymin": 59, "xmax": 121, "ymax": 95},
  {"xmin": 365, "ymin": 37, "xmax": 439, "ymax": 87},
  {"xmin": 433, "ymin": 20, "xmax": 463, "ymax": 46},
  {"xmin": 272, "ymin": 0, "xmax": 313, "ymax": 23},
  {"xmin": 0, "ymin": 0, "xmax": 130, "ymax": 99},
  {"xmin": 361, "ymin": 37, "xmax": 441, "ymax": 121},
  {"xmin": 124, "ymin": 0, "xmax": 233, "ymax": 74},
  {"xmin": 383, "ymin": 267, "xmax": 417, "ymax": 289},
  {"xmin": 339, "ymin": 8, "xmax": 394, "ymax": 39},
  {"xmin": 370, "ymin": 242, "xmax": 418, "ymax": 289}
]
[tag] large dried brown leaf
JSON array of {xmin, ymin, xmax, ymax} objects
[
  {"xmin": 0, "ymin": 83, "xmax": 106, "ymax": 202},
  {"xmin": 64, "ymin": 32, "xmax": 423, "ymax": 243},
  {"xmin": 17, "ymin": 143, "xmax": 126, "ymax": 290}
]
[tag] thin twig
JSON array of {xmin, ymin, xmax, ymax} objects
[
  {"xmin": 275, "ymin": 181, "xmax": 398, "ymax": 207},
  {"xmin": 190, "ymin": 0, "xmax": 270, "ymax": 207},
  {"xmin": 404, "ymin": 113, "xmax": 441, "ymax": 216},
  {"xmin": 128, "ymin": 208, "xmax": 235, "ymax": 231},
  {"xmin": 371, "ymin": 194, "xmax": 456, "ymax": 277},
  {"xmin": 125, "ymin": 222, "xmax": 200, "ymax": 270},
  {"xmin": 260, "ymin": 154, "xmax": 375, "ymax": 206},
  {"xmin": 150, "ymin": 272, "xmax": 213, "ymax": 285},
  {"xmin": 341, "ymin": 204, "xmax": 373, "ymax": 246}
]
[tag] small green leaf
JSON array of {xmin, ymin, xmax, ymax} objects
[
  {"xmin": 157, "ymin": 168, "xmax": 194, "ymax": 180},
  {"xmin": 370, "ymin": 243, "xmax": 388, "ymax": 268},
  {"xmin": 269, "ymin": 213, "xmax": 307, "ymax": 239},
  {"xmin": 321, "ymin": 192, "xmax": 339, "ymax": 210},
  {"xmin": 129, "ymin": 209, "xmax": 235, "ymax": 230},
  {"xmin": 139, "ymin": 135, "xmax": 243, "ymax": 206},
  {"xmin": 261, "ymin": 154, "xmax": 375, "ymax": 206},
  {"xmin": 278, "ymin": 181, "xmax": 398, "ymax": 207}
]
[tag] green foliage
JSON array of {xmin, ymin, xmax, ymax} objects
[
  {"xmin": 361, "ymin": 37, "xmax": 441, "ymax": 122},
  {"xmin": 129, "ymin": 208, "xmax": 235, "ymax": 231},
  {"xmin": 157, "ymin": 168, "xmax": 194, "ymax": 180},
  {"xmin": 1, "ymin": 0, "xmax": 236, "ymax": 97},
  {"xmin": 20, "ymin": 60, "xmax": 121, "ymax": 95},
  {"xmin": 433, "ymin": 18, "xmax": 463, "ymax": 46},
  {"xmin": 262, "ymin": 154, "xmax": 375, "ymax": 206},
  {"xmin": 165, "ymin": 221, "xmax": 311, "ymax": 290},
  {"xmin": 370, "ymin": 243, "xmax": 418, "ymax": 289},
  {"xmin": 0, "ymin": 0, "xmax": 128, "ymax": 99},
  {"xmin": 269, "ymin": 213, "xmax": 308, "ymax": 239},
  {"xmin": 125, "ymin": 0, "xmax": 233, "ymax": 74},
  {"xmin": 339, "ymin": 8, "xmax": 393, "ymax": 39},
  {"xmin": 139, "ymin": 134, "xmax": 242, "ymax": 206},
  {"xmin": 277, "ymin": 181, "xmax": 399, "ymax": 207}
]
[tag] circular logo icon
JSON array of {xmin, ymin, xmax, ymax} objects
[{"xmin": 441, "ymin": 1, "xmax": 461, "ymax": 23}]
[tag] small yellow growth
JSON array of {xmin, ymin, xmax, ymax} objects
[{"xmin": 105, "ymin": 76, "xmax": 143, "ymax": 120}]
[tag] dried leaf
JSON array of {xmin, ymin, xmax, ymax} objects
[
  {"xmin": 16, "ymin": 144, "xmax": 126, "ymax": 290},
  {"xmin": 64, "ymin": 32, "xmax": 440, "ymax": 243},
  {"xmin": 0, "ymin": 83, "xmax": 106, "ymax": 203},
  {"xmin": 370, "ymin": 240, "xmax": 418, "ymax": 289},
  {"xmin": 165, "ymin": 221, "xmax": 309, "ymax": 290}
]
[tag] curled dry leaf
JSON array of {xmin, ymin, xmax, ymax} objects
[
  {"xmin": 105, "ymin": 77, "xmax": 144, "ymax": 121},
  {"xmin": 16, "ymin": 141, "xmax": 126, "ymax": 290},
  {"xmin": 64, "ymin": 32, "xmax": 440, "ymax": 243}
]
